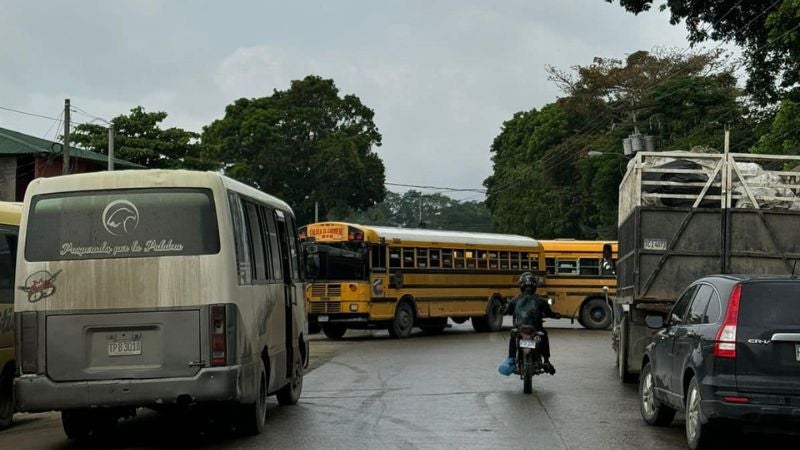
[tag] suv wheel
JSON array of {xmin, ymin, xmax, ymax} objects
[
  {"xmin": 686, "ymin": 377, "xmax": 718, "ymax": 450},
  {"xmin": 639, "ymin": 362, "xmax": 675, "ymax": 426}
]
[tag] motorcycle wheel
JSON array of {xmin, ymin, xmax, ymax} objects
[{"xmin": 523, "ymin": 375, "xmax": 532, "ymax": 394}]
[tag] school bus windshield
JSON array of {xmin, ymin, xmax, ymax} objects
[{"xmin": 305, "ymin": 242, "xmax": 368, "ymax": 281}]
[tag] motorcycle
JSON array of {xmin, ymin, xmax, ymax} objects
[{"xmin": 513, "ymin": 324, "xmax": 548, "ymax": 394}]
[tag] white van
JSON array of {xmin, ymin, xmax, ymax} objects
[{"xmin": 14, "ymin": 170, "xmax": 307, "ymax": 438}]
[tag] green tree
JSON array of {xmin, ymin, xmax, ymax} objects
[
  {"xmin": 203, "ymin": 75, "xmax": 385, "ymax": 225},
  {"xmin": 485, "ymin": 50, "xmax": 754, "ymax": 239},
  {"xmin": 754, "ymin": 99, "xmax": 800, "ymax": 155},
  {"xmin": 606, "ymin": 0, "xmax": 800, "ymax": 105},
  {"xmin": 340, "ymin": 190, "xmax": 493, "ymax": 232},
  {"xmin": 71, "ymin": 106, "xmax": 217, "ymax": 170}
]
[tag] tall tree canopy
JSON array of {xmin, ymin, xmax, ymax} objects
[
  {"xmin": 342, "ymin": 190, "xmax": 493, "ymax": 232},
  {"xmin": 485, "ymin": 50, "xmax": 756, "ymax": 239},
  {"xmin": 606, "ymin": 0, "xmax": 800, "ymax": 105},
  {"xmin": 71, "ymin": 106, "xmax": 217, "ymax": 170},
  {"xmin": 203, "ymin": 75, "xmax": 385, "ymax": 225}
]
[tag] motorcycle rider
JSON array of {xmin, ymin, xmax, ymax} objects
[{"xmin": 503, "ymin": 272, "xmax": 560, "ymax": 375}]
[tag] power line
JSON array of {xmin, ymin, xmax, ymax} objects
[
  {"xmin": 386, "ymin": 182, "xmax": 486, "ymax": 193},
  {"xmin": 0, "ymin": 105, "xmax": 61, "ymax": 122}
]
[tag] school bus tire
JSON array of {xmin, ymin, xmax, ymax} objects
[
  {"xmin": 388, "ymin": 300, "xmax": 415, "ymax": 339},
  {"xmin": 580, "ymin": 297, "xmax": 613, "ymax": 330},
  {"xmin": 322, "ymin": 325, "xmax": 347, "ymax": 340},
  {"xmin": 472, "ymin": 296, "xmax": 503, "ymax": 333}
]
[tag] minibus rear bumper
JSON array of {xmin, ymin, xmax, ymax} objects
[{"xmin": 14, "ymin": 366, "xmax": 242, "ymax": 413}]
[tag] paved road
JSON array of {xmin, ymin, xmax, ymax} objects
[{"xmin": 1, "ymin": 319, "xmax": 798, "ymax": 449}]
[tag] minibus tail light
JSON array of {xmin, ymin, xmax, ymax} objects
[
  {"xmin": 210, "ymin": 304, "xmax": 227, "ymax": 366},
  {"xmin": 20, "ymin": 312, "xmax": 38, "ymax": 374}
]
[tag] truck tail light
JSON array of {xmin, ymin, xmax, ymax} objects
[
  {"xmin": 20, "ymin": 311, "xmax": 38, "ymax": 374},
  {"xmin": 210, "ymin": 304, "xmax": 227, "ymax": 366},
  {"xmin": 714, "ymin": 284, "xmax": 741, "ymax": 359}
]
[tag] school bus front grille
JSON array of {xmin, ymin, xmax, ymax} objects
[
  {"xmin": 310, "ymin": 283, "xmax": 342, "ymax": 298},
  {"xmin": 309, "ymin": 302, "xmax": 342, "ymax": 314}
]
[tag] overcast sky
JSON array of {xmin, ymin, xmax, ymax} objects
[{"xmin": 0, "ymin": 1, "xmax": 696, "ymax": 200}]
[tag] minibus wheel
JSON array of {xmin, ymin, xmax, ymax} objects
[
  {"xmin": 0, "ymin": 365, "xmax": 14, "ymax": 429},
  {"xmin": 62, "ymin": 410, "xmax": 93, "ymax": 440},
  {"xmin": 277, "ymin": 350, "xmax": 303, "ymax": 406},
  {"xmin": 238, "ymin": 360, "xmax": 268, "ymax": 435}
]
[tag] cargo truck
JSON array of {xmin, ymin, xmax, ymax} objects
[{"xmin": 613, "ymin": 149, "xmax": 800, "ymax": 382}]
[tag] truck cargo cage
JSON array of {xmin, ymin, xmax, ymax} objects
[
  {"xmin": 618, "ymin": 151, "xmax": 800, "ymax": 306},
  {"xmin": 614, "ymin": 150, "xmax": 800, "ymax": 381}
]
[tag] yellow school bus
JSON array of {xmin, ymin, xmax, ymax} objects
[
  {"xmin": 0, "ymin": 202, "xmax": 21, "ymax": 429},
  {"xmin": 538, "ymin": 239, "xmax": 617, "ymax": 330},
  {"xmin": 298, "ymin": 222, "xmax": 544, "ymax": 339}
]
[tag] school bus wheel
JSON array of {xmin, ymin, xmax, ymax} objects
[
  {"xmin": 322, "ymin": 325, "xmax": 347, "ymax": 340},
  {"xmin": 388, "ymin": 300, "xmax": 415, "ymax": 339}
]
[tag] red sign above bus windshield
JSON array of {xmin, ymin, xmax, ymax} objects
[{"xmin": 308, "ymin": 224, "xmax": 347, "ymax": 242}]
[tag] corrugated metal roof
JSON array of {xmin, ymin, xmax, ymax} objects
[{"xmin": 0, "ymin": 127, "xmax": 143, "ymax": 168}]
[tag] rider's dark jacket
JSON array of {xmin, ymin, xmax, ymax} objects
[{"xmin": 508, "ymin": 291, "xmax": 558, "ymax": 329}]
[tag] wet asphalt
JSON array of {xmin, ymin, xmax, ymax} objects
[{"xmin": 2, "ymin": 319, "xmax": 799, "ymax": 449}]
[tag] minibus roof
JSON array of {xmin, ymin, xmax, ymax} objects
[{"xmin": 23, "ymin": 170, "xmax": 293, "ymax": 214}]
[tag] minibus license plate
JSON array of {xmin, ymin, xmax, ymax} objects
[
  {"xmin": 318, "ymin": 315, "xmax": 329, "ymax": 322},
  {"xmin": 519, "ymin": 339, "xmax": 536, "ymax": 349},
  {"xmin": 108, "ymin": 340, "xmax": 142, "ymax": 356}
]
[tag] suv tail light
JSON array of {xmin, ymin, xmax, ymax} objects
[
  {"xmin": 210, "ymin": 304, "xmax": 227, "ymax": 366},
  {"xmin": 714, "ymin": 283, "xmax": 742, "ymax": 359},
  {"xmin": 20, "ymin": 311, "xmax": 38, "ymax": 374}
]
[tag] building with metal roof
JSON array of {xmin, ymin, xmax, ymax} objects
[{"xmin": 0, "ymin": 126, "xmax": 142, "ymax": 201}]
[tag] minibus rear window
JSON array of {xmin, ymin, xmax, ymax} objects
[{"xmin": 25, "ymin": 188, "xmax": 220, "ymax": 261}]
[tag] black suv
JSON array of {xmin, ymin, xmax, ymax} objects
[{"xmin": 638, "ymin": 275, "xmax": 800, "ymax": 449}]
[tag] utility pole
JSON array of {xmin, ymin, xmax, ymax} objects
[
  {"xmin": 418, "ymin": 196, "xmax": 422, "ymax": 226},
  {"xmin": 314, "ymin": 201, "xmax": 319, "ymax": 222},
  {"xmin": 108, "ymin": 123, "xmax": 115, "ymax": 171},
  {"xmin": 63, "ymin": 98, "xmax": 70, "ymax": 175}
]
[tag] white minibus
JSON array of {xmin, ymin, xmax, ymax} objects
[{"xmin": 14, "ymin": 170, "xmax": 307, "ymax": 438}]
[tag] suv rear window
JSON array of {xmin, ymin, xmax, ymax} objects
[
  {"xmin": 26, "ymin": 188, "xmax": 219, "ymax": 261},
  {"xmin": 739, "ymin": 281, "xmax": 800, "ymax": 327}
]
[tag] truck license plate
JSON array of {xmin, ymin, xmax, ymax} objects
[
  {"xmin": 318, "ymin": 315, "xmax": 329, "ymax": 322},
  {"xmin": 519, "ymin": 339, "xmax": 536, "ymax": 349},
  {"xmin": 108, "ymin": 340, "xmax": 142, "ymax": 356}
]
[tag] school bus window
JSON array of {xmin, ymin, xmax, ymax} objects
[
  {"xmin": 511, "ymin": 252, "xmax": 520, "ymax": 269},
  {"xmin": 429, "ymin": 249, "xmax": 441, "ymax": 268},
  {"xmin": 389, "ymin": 248, "xmax": 401, "ymax": 268},
  {"xmin": 454, "ymin": 250, "xmax": 465, "ymax": 268},
  {"xmin": 580, "ymin": 258, "xmax": 600, "ymax": 276},
  {"xmin": 416, "ymin": 248, "xmax": 428, "ymax": 268},
  {"xmin": 489, "ymin": 251, "xmax": 499, "ymax": 269},
  {"xmin": 477, "ymin": 250, "xmax": 488, "ymax": 269},
  {"xmin": 371, "ymin": 245, "xmax": 387, "ymax": 271},
  {"xmin": 465, "ymin": 250, "xmax": 476, "ymax": 268},
  {"xmin": 520, "ymin": 254, "xmax": 530, "ymax": 270},
  {"xmin": 545, "ymin": 257, "xmax": 555, "ymax": 275},
  {"xmin": 499, "ymin": 251, "xmax": 509, "ymax": 269},
  {"xmin": 557, "ymin": 259, "xmax": 578, "ymax": 275},
  {"xmin": 441, "ymin": 249, "xmax": 453, "ymax": 268},
  {"xmin": 402, "ymin": 248, "xmax": 415, "ymax": 268},
  {"xmin": 530, "ymin": 257, "xmax": 540, "ymax": 271}
]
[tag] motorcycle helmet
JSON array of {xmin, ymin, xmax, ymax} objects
[{"xmin": 519, "ymin": 271, "xmax": 537, "ymax": 290}]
